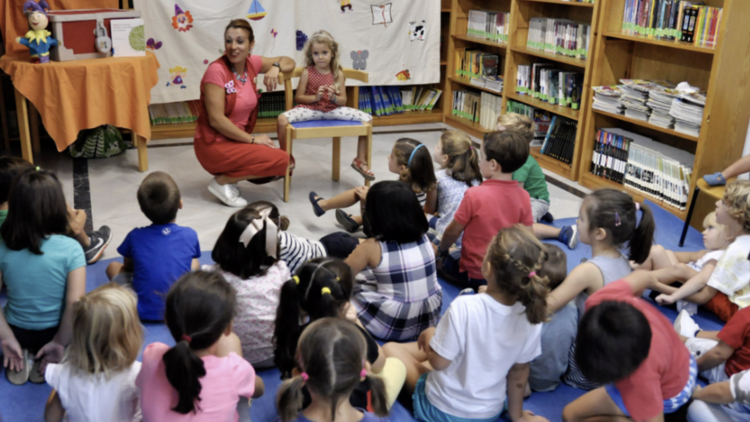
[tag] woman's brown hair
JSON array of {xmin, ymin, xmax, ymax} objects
[{"xmin": 224, "ymin": 19, "xmax": 255, "ymax": 44}]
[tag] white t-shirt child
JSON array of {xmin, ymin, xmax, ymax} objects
[
  {"xmin": 426, "ymin": 294, "xmax": 542, "ymax": 419},
  {"xmin": 707, "ymin": 235, "xmax": 750, "ymax": 308}
]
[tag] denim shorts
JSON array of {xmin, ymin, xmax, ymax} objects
[{"xmin": 412, "ymin": 373, "xmax": 501, "ymax": 422}]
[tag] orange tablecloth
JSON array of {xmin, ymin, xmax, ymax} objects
[{"xmin": 0, "ymin": 52, "xmax": 160, "ymax": 152}]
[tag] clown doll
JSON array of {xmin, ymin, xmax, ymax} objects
[{"xmin": 15, "ymin": 0, "xmax": 57, "ymax": 63}]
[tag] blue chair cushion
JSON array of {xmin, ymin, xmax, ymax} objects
[{"xmin": 290, "ymin": 120, "xmax": 364, "ymax": 128}]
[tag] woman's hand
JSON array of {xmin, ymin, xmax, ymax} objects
[
  {"xmin": 252, "ymin": 134, "xmax": 276, "ymax": 148},
  {"xmin": 263, "ymin": 66, "xmax": 281, "ymax": 92},
  {"xmin": 2, "ymin": 335, "xmax": 24, "ymax": 371}
]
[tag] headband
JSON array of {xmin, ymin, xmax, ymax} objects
[
  {"xmin": 238, "ymin": 208, "xmax": 278, "ymax": 258},
  {"xmin": 408, "ymin": 144, "xmax": 425, "ymax": 167}
]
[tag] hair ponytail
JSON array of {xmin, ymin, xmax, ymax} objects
[
  {"xmin": 392, "ymin": 138, "xmax": 436, "ymax": 194},
  {"xmin": 276, "ymin": 375, "xmax": 306, "ymax": 422},
  {"xmin": 365, "ymin": 374, "xmax": 389, "ymax": 417},
  {"xmin": 630, "ymin": 203, "xmax": 655, "ymax": 264},
  {"xmin": 519, "ymin": 271, "xmax": 550, "ymax": 325},
  {"xmin": 273, "ymin": 278, "xmax": 303, "ymax": 375},
  {"xmin": 440, "ymin": 131, "xmax": 483, "ymax": 187},
  {"xmin": 584, "ymin": 190, "xmax": 654, "ymax": 264},
  {"xmin": 163, "ymin": 340, "xmax": 207, "ymax": 414}
]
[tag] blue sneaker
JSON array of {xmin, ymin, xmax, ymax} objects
[{"xmin": 559, "ymin": 225, "xmax": 578, "ymax": 250}]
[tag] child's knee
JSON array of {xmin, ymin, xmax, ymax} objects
[
  {"xmin": 382, "ymin": 342, "xmax": 402, "ymax": 358},
  {"xmin": 650, "ymin": 244, "xmax": 666, "ymax": 258},
  {"xmin": 277, "ymin": 114, "xmax": 289, "ymax": 126},
  {"xmin": 562, "ymin": 404, "xmax": 582, "ymax": 422}
]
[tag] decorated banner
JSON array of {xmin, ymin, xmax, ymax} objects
[{"xmin": 133, "ymin": 0, "xmax": 440, "ymax": 104}]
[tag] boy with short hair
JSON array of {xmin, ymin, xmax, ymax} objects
[
  {"xmin": 106, "ymin": 171, "xmax": 200, "ymax": 321},
  {"xmin": 438, "ymin": 130, "xmax": 534, "ymax": 288},
  {"xmin": 563, "ymin": 271, "xmax": 696, "ymax": 422},
  {"xmin": 497, "ymin": 113, "xmax": 577, "ymax": 249}
]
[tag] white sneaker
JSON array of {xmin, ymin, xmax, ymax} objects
[
  {"xmin": 208, "ymin": 178, "xmax": 248, "ymax": 207},
  {"xmin": 674, "ymin": 309, "xmax": 701, "ymax": 337},
  {"xmin": 677, "ymin": 300, "xmax": 699, "ymax": 316}
]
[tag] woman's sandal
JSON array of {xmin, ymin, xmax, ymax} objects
[
  {"xmin": 703, "ymin": 172, "xmax": 727, "ymax": 187},
  {"xmin": 351, "ymin": 158, "xmax": 376, "ymax": 182},
  {"xmin": 309, "ymin": 192, "xmax": 326, "ymax": 217},
  {"xmin": 336, "ymin": 209, "xmax": 361, "ymax": 233}
]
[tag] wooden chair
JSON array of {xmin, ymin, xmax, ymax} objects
[
  {"xmin": 679, "ymin": 178, "xmax": 726, "ymax": 246},
  {"xmin": 279, "ymin": 67, "xmax": 372, "ymax": 202}
]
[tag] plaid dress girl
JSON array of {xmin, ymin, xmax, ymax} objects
[{"xmin": 352, "ymin": 234, "xmax": 442, "ymax": 341}]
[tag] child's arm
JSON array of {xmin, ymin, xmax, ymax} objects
[
  {"xmin": 44, "ymin": 390, "xmax": 64, "ymax": 422},
  {"xmin": 424, "ymin": 189, "xmax": 438, "ymax": 215},
  {"xmin": 417, "ymin": 327, "xmax": 451, "ymax": 371},
  {"xmin": 344, "ymin": 239, "xmax": 380, "ymax": 275},
  {"xmin": 692, "ymin": 383, "xmax": 734, "ymax": 404},
  {"xmin": 294, "ymin": 70, "xmax": 323, "ymax": 104},
  {"xmin": 507, "ymin": 363, "xmax": 549, "ymax": 422},
  {"xmin": 328, "ymin": 69, "xmax": 347, "ymax": 107},
  {"xmin": 437, "ymin": 220, "xmax": 465, "ymax": 256},
  {"xmin": 697, "ymin": 340, "xmax": 736, "ymax": 372},
  {"xmin": 191, "ymin": 258, "xmax": 200, "ymax": 271},
  {"xmin": 253, "ymin": 377, "xmax": 265, "ymax": 398},
  {"xmin": 547, "ymin": 262, "xmax": 602, "ymax": 314},
  {"xmin": 673, "ymin": 250, "xmax": 708, "ymax": 264},
  {"xmin": 655, "ymin": 262, "xmax": 716, "ymax": 305},
  {"xmin": 0, "ymin": 272, "xmax": 25, "ymax": 372}
]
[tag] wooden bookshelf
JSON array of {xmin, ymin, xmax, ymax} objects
[
  {"xmin": 579, "ymin": 0, "xmax": 750, "ymax": 224},
  {"xmin": 449, "ymin": 76, "xmax": 504, "ymax": 95},
  {"xmin": 444, "ymin": 0, "xmax": 601, "ymax": 181}
]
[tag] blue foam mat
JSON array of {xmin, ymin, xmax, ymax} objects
[{"xmin": 0, "ymin": 200, "xmax": 719, "ymax": 422}]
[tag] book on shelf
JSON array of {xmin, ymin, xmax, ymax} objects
[
  {"xmin": 590, "ymin": 127, "xmax": 694, "ymax": 210},
  {"xmin": 621, "ymin": 0, "xmax": 722, "ymax": 48},
  {"xmin": 527, "ymin": 18, "xmax": 592, "ymax": 60},
  {"xmin": 358, "ymin": 86, "xmax": 441, "ymax": 116},
  {"xmin": 467, "ymin": 10, "xmax": 510, "ymax": 44},
  {"xmin": 516, "ymin": 64, "xmax": 583, "ymax": 110},
  {"xmin": 506, "ymin": 100, "xmax": 553, "ymax": 143},
  {"xmin": 148, "ymin": 100, "xmax": 202, "ymax": 125},
  {"xmin": 455, "ymin": 49, "xmax": 504, "ymax": 93},
  {"xmin": 452, "ymin": 90, "xmax": 481, "ymax": 123},
  {"xmin": 540, "ymin": 116, "xmax": 577, "ymax": 165}
]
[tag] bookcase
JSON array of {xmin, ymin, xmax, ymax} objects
[
  {"xmin": 578, "ymin": 0, "xmax": 750, "ymax": 222},
  {"xmin": 444, "ymin": 0, "xmax": 601, "ymax": 181}
]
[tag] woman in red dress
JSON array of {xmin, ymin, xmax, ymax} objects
[{"xmin": 194, "ymin": 19, "xmax": 295, "ymax": 207}]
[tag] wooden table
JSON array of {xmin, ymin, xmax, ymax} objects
[{"xmin": 0, "ymin": 52, "xmax": 159, "ymax": 171}]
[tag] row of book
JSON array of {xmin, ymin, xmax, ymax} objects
[
  {"xmin": 540, "ymin": 116, "xmax": 578, "ymax": 165},
  {"xmin": 506, "ymin": 100, "xmax": 553, "ymax": 142},
  {"xmin": 452, "ymin": 90, "xmax": 481, "ymax": 124},
  {"xmin": 454, "ymin": 49, "xmax": 503, "ymax": 93},
  {"xmin": 148, "ymin": 101, "xmax": 201, "ymax": 125},
  {"xmin": 527, "ymin": 18, "xmax": 592, "ymax": 60},
  {"xmin": 358, "ymin": 86, "xmax": 442, "ymax": 116},
  {"xmin": 621, "ymin": 0, "xmax": 722, "ymax": 48},
  {"xmin": 516, "ymin": 64, "xmax": 583, "ymax": 110},
  {"xmin": 466, "ymin": 10, "xmax": 510, "ymax": 45},
  {"xmin": 478, "ymin": 92, "xmax": 502, "ymax": 131},
  {"xmin": 590, "ymin": 127, "xmax": 694, "ymax": 210}
]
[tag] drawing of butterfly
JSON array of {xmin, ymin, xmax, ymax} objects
[
  {"xmin": 270, "ymin": 29, "xmax": 278, "ymax": 37},
  {"xmin": 146, "ymin": 38, "xmax": 163, "ymax": 50}
]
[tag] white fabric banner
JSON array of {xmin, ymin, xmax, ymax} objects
[{"xmin": 133, "ymin": 0, "xmax": 440, "ymax": 104}]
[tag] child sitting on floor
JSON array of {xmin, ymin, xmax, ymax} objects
[
  {"xmin": 44, "ymin": 283, "xmax": 143, "ymax": 422},
  {"xmin": 688, "ymin": 368, "xmax": 750, "ymax": 421},
  {"xmin": 0, "ymin": 167, "xmax": 86, "ymax": 386},
  {"xmin": 273, "ymin": 258, "xmax": 406, "ymax": 409},
  {"xmin": 437, "ymin": 130, "xmax": 534, "ymax": 289},
  {"xmin": 564, "ymin": 271, "xmax": 696, "ymax": 422},
  {"xmin": 106, "ymin": 171, "xmax": 200, "ymax": 322},
  {"xmin": 383, "ymin": 226, "xmax": 550, "ymax": 422},
  {"xmin": 646, "ymin": 180, "xmax": 750, "ymax": 322},
  {"xmin": 137, "ymin": 271, "xmax": 264, "ymax": 421},
  {"xmin": 276, "ymin": 318, "xmax": 390, "ymax": 422},
  {"xmin": 345, "ymin": 181, "xmax": 442, "ymax": 341},
  {"xmin": 497, "ymin": 113, "xmax": 577, "ymax": 249},
  {"xmin": 309, "ymin": 137, "xmax": 436, "ymax": 234},
  {"xmin": 203, "ymin": 203, "xmax": 290, "ymax": 368}
]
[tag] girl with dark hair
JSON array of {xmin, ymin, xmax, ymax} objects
[
  {"xmin": 136, "ymin": 271, "xmax": 264, "ymax": 421},
  {"xmin": 272, "ymin": 258, "xmax": 406, "ymax": 409},
  {"xmin": 308, "ymin": 137, "xmax": 436, "ymax": 233},
  {"xmin": 344, "ymin": 181, "xmax": 442, "ymax": 341},
  {"xmin": 383, "ymin": 226, "xmax": 550, "ymax": 422},
  {"xmin": 0, "ymin": 167, "xmax": 86, "ymax": 386},
  {"xmin": 545, "ymin": 188, "xmax": 655, "ymax": 390},
  {"xmin": 276, "ymin": 318, "xmax": 390, "ymax": 422},
  {"xmin": 204, "ymin": 205, "xmax": 290, "ymax": 368}
]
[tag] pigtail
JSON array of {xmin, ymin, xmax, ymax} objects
[
  {"xmin": 629, "ymin": 202, "xmax": 655, "ymax": 264},
  {"xmin": 276, "ymin": 376, "xmax": 306, "ymax": 422},
  {"xmin": 162, "ymin": 340, "xmax": 207, "ymax": 414},
  {"xmin": 273, "ymin": 278, "xmax": 303, "ymax": 375},
  {"xmin": 366, "ymin": 374, "xmax": 390, "ymax": 417},
  {"xmin": 520, "ymin": 269, "xmax": 550, "ymax": 325}
]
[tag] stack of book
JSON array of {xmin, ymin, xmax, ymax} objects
[
  {"xmin": 506, "ymin": 100, "xmax": 553, "ymax": 142},
  {"xmin": 540, "ymin": 116, "xmax": 578, "ymax": 164},
  {"xmin": 516, "ymin": 64, "xmax": 583, "ymax": 110},
  {"xmin": 452, "ymin": 90, "xmax": 481, "ymax": 124},
  {"xmin": 669, "ymin": 92, "xmax": 705, "ymax": 136},
  {"xmin": 148, "ymin": 101, "xmax": 201, "ymax": 125},
  {"xmin": 647, "ymin": 85, "xmax": 679, "ymax": 128},
  {"xmin": 619, "ymin": 80, "xmax": 654, "ymax": 121},
  {"xmin": 527, "ymin": 18, "xmax": 592, "ymax": 60},
  {"xmin": 592, "ymin": 86, "xmax": 624, "ymax": 114},
  {"xmin": 359, "ymin": 86, "xmax": 442, "ymax": 117},
  {"xmin": 590, "ymin": 127, "xmax": 694, "ymax": 210},
  {"xmin": 455, "ymin": 49, "xmax": 503, "ymax": 93},
  {"xmin": 467, "ymin": 10, "xmax": 510, "ymax": 45},
  {"xmin": 621, "ymin": 1, "xmax": 723, "ymax": 48}
]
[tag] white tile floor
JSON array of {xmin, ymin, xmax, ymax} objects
[{"xmin": 32, "ymin": 123, "xmax": 587, "ymax": 260}]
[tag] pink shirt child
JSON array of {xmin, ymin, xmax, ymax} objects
[{"xmin": 136, "ymin": 343, "xmax": 256, "ymax": 422}]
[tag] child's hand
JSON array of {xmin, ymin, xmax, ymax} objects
[
  {"xmin": 516, "ymin": 410, "xmax": 549, "ymax": 422},
  {"xmin": 354, "ymin": 186, "xmax": 369, "ymax": 204},
  {"xmin": 326, "ymin": 85, "xmax": 339, "ymax": 96},
  {"xmin": 655, "ymin": 294, "xmax": 676, "ymax": 305},
  {"xmin": 315, "ymin": 85, "xmax": 326, "ymax": 102},
  {"xmin": 36, "ymin": 340, "xmax": 65, "ymax": 373}
]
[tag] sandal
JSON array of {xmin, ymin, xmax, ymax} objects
[
  {"xmin": 336, "ymin": 209, "xmax": 361, "ymax": 233},
  {"xmin": 309, "ymin": 192, "xmax": 327, "ymax": 217},
  {"xmin": 351, "ymin": 158, "xmax": 376, "ymax": 182},
  {"xmin": 703, "ymin": 172, "xmax": 727, "ymax": 187}
]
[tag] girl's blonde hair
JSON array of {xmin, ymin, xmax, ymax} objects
[
  {"xmin": 303, "ymin": 30, "xmax": 342, "ymax": 87},
  {"xmin": 497, "ymin": 113, "xmax": 535, "ymax": 141},
  {"xmin": 66, "ymin": 283, "xmax": 143, "ymax": 378},
  {"xmin": 391, "ymin": 138, "xmax": 436, "ymax": 194},
  {"xmin": 723, "ymin": 180, "xmax": 750, "ymax": 233},
  {"xmin": 439, "ymin": 130, "xmax": 482, "ymax": 187},
  {"xmin": 703, "ymin": 211, "xmax": 730, "ymax": 237},
  {"xmin": 485, "ymin": 226, "xmax": 549, "ymax": 324}
]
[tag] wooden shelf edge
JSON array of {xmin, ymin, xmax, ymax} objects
[
  {"xmin": 531, "ymin": 147, "xmax": 573, "ymax": 179},
  {"xmin": 445, "ymin": 114, "xmax": 491, "ymax": 139},
  {"xmin": 521, "ymin": 0, "xmax": 595, "ymax": 7},
  {"xmin": 506, "ymin": 92, "xmax": 580, "ymax": 121},
  {"xmin": 451, "ymin": 34, "xmax": 508, "ymax": 49},
  {"xmin": 371, "ymin": 109, "xmax": 443, "ymax": 126},
  {"xmin": 592, "ymin": 109, "xmax": 699, "ymax": 142},
  {"xmin": 580, "ymin": 173, "xmax": 687, "ymax": 219},
  {"xmin": 449, "ymin": 76, "xmax": 504, "ymax": 95},
  {"xmin": 602, "ymin": 32, "xmax": 716, "ymax": 55},
  {"xmin": 510, "ymin": 46, "xmax": 588, "ymax": 68}
]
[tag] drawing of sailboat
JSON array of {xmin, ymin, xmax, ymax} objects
[{"xmin": 247, "ymin": 0, "xmax": 267, "ymax": 20}]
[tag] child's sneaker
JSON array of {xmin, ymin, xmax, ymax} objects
[
  {"xmin": 558, "ymin": 225, "xmax": 578, "ymax": 250},
  {"xmin": 674, "ymin": 309, "xmax": 701, "ymax": 337},
  {"xmin": 84, "ymin": 225, "xmax": 113, "ymax": 264},
  {"xmin": 677, "ymin": 300, "xmax": 699, "ymax": 316},
  {"xmin": 5, "ymin": 349, "xmax": 30, "ymax": 385}
]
